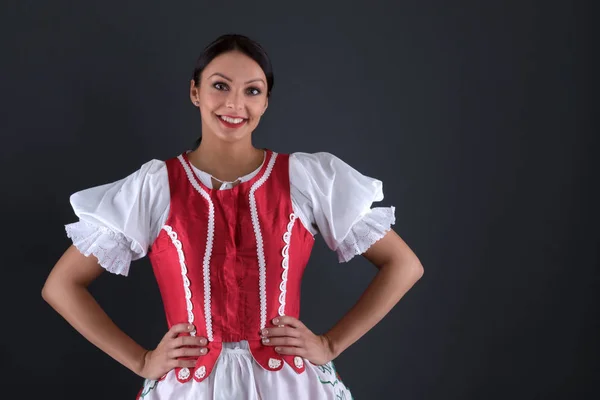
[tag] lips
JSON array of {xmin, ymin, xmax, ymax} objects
[{"xmin": 218, "ymin": 114, "xmax": 248, "ymax": 128}]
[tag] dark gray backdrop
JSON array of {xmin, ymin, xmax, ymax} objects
[{"xmin": 1, "ymin": 1, "xmax": 595, "ymax": 399}]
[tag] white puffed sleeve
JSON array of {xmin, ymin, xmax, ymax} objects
[
  {"xmin": 290, "ymin": 152, "xmax": 396, "ymax": 263},
  {"xmin": 64, "ymin": 159, "xmax": 170, "ymax": 276}
]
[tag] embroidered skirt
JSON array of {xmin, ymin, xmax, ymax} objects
[{"xmin": 136, "ymin": 340, "xmax": 353, "ymax": 400}]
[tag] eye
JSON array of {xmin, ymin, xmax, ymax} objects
[
  {"xmin": 213, "ymin": 82, "xmax": 229, "ymax": 91},
  {"xmin": 246, "ymin": 87, "xmax": 261, "ymax": 96}
]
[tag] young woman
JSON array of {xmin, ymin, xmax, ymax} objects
[{"xmin": 42, "ymin": 33, "xmax": 424, "ymax": 399}]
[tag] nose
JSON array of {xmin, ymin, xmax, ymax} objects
[{"xmin": 225, "ymin": 91, "xmax": 243, "ymax": 110}]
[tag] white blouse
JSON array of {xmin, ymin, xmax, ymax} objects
[{"xmin": 65, "ymin": 151, "xmax": 396, "ymax": 276}]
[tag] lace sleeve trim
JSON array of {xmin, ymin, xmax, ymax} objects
[
  {"xmin": 336, "ymin": 206, "xmax": 396, "ymax": 263},
  {"xmin": 65, "ymin": 221, "xmax": 134, "ymax": 276}
]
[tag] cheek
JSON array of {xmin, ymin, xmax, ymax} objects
[
  {"xmin": 200, "ymin": 91, "xmax": 223, "ymax": 110},
  {"xmin": 247, "ymin": 100, "xmax": 266, "ymax": 118}
]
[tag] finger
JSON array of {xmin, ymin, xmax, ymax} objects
[
  {"xmin": 165, "ymin": 323, "xmax": 195, "ymax": 339},
  {"xmin": 169, "ymin": 347, "xmax": 208, "ymax": 359},
  {"xmin": 262, "ymin": 327, "xmax": 300, "ymax": 338},
  {"xmin": 171, "ymin": 335, "xmax": 207, "ymax": 349},
  {"xmin": 272, "ymin": 316, "xmax": 304, "ymax": 329},
  {"xmin": 172, "ymin": 358, "xmax": 197, "ymax": 369},
  {"xmin": 262, "ymin": 336, "xmax": 303, "ymax": 347},
  {"xmin": 274, "ymin": 346, "xmax": 307, "ymax": 356}
]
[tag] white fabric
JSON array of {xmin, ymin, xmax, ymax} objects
[
  {"xmin": 137, "ymin": 341, "xmax": 352, "ymax": 400},
  {"xmin": 66, "ymin": 152, "xmax": 395, "ymax": 276},
  {"xmin": 65, "ymin": 220, "xmax": 133, "ymax": 276},
  {"xmin": 336, "ymin": 206, "xmax": 397, "ymax": 263},
  {"xmin": 289, "ymin": 152, "xmax": 388, "ymax": 251},
  {"xmin": 65, "ymin": 151, "xmax": 388, "ymax": 398}
]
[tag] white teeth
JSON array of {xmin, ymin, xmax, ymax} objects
[{"xmin": 220, "ymin": 116, "xmax": 245, "ymax": 124}]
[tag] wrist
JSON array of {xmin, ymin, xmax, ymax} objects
[
  {"xmin": 322, "ymin": 332, "xmax": 342, "ymax": 360},
  {"xmin": 132, "ymin": 349, "xmax": 150, "ymax": 377}
]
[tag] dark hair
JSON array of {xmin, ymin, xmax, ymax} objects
[{"xmin": 191, "ymin": 34, "xmax": 274, "ymax": 149}]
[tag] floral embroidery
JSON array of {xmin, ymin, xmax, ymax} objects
[
  {"xmin": 317, "ymin": 362, "xmax": 353, "ymax": 399},
  {"xmin": 137, "ymin": 379, "xmax": 158, "ymax": 399},
  {"xmin": 294, "ymin": 356, "xmax": 304, "ymax": 368},
  {"xmin": 194, "ymin": 366, "xmax": 206, "ymax": 380},
  {"xmin": 177, "ymin": 367, "xmax": 190, "ymax": 380}
]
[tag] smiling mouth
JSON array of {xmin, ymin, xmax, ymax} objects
[{"xmin": 217, "ymin": 114, "xmax": 248, "ymax": 128}]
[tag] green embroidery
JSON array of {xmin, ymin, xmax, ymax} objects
[
  {"xmin": 319, "ymin": 377, "xmax": 340, "ymax": 387},
  {"xmin": 317, "ymin": 362, "xmax": 352, "ymax": 399},
  {"xmin": 139, "ymin": 379, "xmax": 159, "ymax": 399},
  {"xmin": 336, "ymin": 391, "xmax": 349, "ymax": 400},
  {"xmin": 317, "ymin": 363, "xmax": 333, "ymax": 374}
]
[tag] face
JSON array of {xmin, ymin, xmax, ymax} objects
[{"xmin": 190, "ymin": 51, "xmax": 268, "ymax": 143}]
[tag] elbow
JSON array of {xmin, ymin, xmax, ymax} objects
[
  {"xmin": 406, "ymin": 256, "xmax": 424, "ymax": 282},
  {"xmin": 41, "ymin": 275, "xmax": 64, "ymax": 307},
  {"xmin": 41, "ymin": 279, "xmax": 55, "ymax": 305},
  {"xmin": 414, "ymin": 261, "xmax": 424, "ymax": 280},
  {"xmin": 383, "ymin": 256, "xmax": 424, "ymax": 282}
]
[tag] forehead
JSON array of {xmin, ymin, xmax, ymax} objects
[{"xmin": 202, "ymin": 51, "xmax": 266, "ymax": 82}]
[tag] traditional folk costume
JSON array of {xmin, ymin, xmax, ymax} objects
[{"xmin": 66, "ymin": 149, "xmax": 395, "ymax": 399}]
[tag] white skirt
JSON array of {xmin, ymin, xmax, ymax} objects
[{"xmin": 136, "ymin": 341, "xmax": 354, "ymax": 400}]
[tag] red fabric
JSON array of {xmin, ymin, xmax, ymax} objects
[{"xmin": 148, "ymin": 150, "xmax": 314, "ymax": 382}]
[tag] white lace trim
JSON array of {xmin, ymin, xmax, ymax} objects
[
  {"xmin": 268, "ymin": 358, "xmax": 282, "ymax": 369},
  {"xmin": 294, "ymin": 356, "xmax": 304, "ymax": 368},
  {"xmin": 336, "ymin": 206, "xmax": 396, "ymax": 263},
  {"xmin": 178, "ymin": 155, "xmax": 215, "ymax": 342},
  {"xmin": 65, "ymin": 221, "xmax": 134, "ymax": 276},
  {"xmin": 162, "ymin": 225, "xmax": 196, "ymax": 336},
  {"xmin": 249, "ymin": 152, "xmax": 278, "ymax": 330},
  {"xmin": 279, "ymin": 213, "xmax": 297, "ymax": 316},
  {"xmin": 178, "ymin": 367, "xmax": 190, "ymax": 380}
]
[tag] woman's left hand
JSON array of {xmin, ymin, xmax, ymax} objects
[{"xmin": 261, "ymin": 316, "xmax": 335, "ymax": 366}]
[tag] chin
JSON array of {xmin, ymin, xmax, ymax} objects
[{"xmin": 214, "ymin": 126, "xmax": 253, "ymax": 143}]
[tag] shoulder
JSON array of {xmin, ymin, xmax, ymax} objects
[
  {"xmin": 134, "ymin": 159, "xmax": 168, "ymax": 183},
  {"xmin": 289, "ymin": 151, "xmax": 350, "ymax": 173},
  {"xmin": 290, "ymin": 151, "xmax": 342, "ymax": 163},
  {"xmin": 69, "ymin": 158, "xmax": 168, "ymax": 205},
  {"xmin": 139, "ymin": 158, "xmax": 168, "ymax": 183},
  {"xmin": 289, "ymin": 150, "xmax": 383, "ymax": 201},
  {"xmin": 289, "ymin": 151, "xmax": 370, "ymax": 182}
]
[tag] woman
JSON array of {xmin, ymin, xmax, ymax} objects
[{"xmin": 42, "ymin": 33, "xmax": 424, "ymax": 399}]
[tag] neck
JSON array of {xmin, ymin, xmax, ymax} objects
[{"xmin": 188, "ymin": 134, "xmax": 264, "ymax": 183}]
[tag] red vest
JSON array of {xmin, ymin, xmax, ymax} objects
[{"xmin": 148, "ymin": 150, "xmax": 315, "ymax": 383}]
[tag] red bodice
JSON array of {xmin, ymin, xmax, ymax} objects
[{"xmin": 148, "ymin": 150, "xmax": 315, "ymax": 383}]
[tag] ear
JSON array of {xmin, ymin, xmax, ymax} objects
[
  {"xmin": 262, "ymin": 97, "xmax": 268, "ymax": 115},
  {"xmin": 189, "ymin": 79, "xmax": 200, "ymax": 106}
]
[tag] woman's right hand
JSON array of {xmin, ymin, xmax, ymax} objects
[{"xmin": 139, "ymin": 323, "xmax": 208, "ymax": 380}]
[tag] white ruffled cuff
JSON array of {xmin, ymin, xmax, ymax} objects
[
  {"xmin": 336, "ymin": 206, "xmax": 396, "ymax": 263},
  {"xmin": 65, "ymin": 221, "xmax": 133, "ymax": 276}
]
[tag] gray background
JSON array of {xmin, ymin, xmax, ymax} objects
[{"xmin": 0, "ymin": 1, "xmax": 595, "ymax": 399}]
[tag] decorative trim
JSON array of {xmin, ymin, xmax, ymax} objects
[
  {"xmin": 268, "ymin": 358, "xmax": 282, "ymax": 369},
  {"xmin": 249, "ymin": 152, "xmax": 278, "ymax": 330},
  {"xmin": 162, "ymin": 225, "xmax": 195, "ymax": 336},
  {"xmin": 279, "ymin": 213, "xmax": 297, "ymax": 316},
  {"xmin": 177, "ymin": 367, "xmax": 190, "ymax": 380},
  {"xmin": 194, "ymin": 366, "xmax": 206, "ymax": 380},
  {"xmin": 177, "ymin": 155, "xmax": 215, "ymax": 342},
  {"xmin": 294, "ymin": 356, "xmax": 304, "ymax": 368}
]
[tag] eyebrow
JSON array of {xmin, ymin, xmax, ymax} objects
[{"xmin": 209, "ymin": 72, "xmax": 265, "ymax": 85}]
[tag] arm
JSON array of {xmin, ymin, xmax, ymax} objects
[
  {"xmin": 41, "ymin": 245, "xmax": 149, "ymax": 375},
  {"xmin": 262, "ymin": 229, "xmax": 423, "ymax": 363},
  {"xmin": 267, "ymin": 152, "xmax": 421, "ymax": 362},
  {"xmin": 42, "ymin": 246, "xmax": 205, "ymax": 379},
  {"xmin": 323, "ymin": 229, "xmax": 424, "ymax": 358}
]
